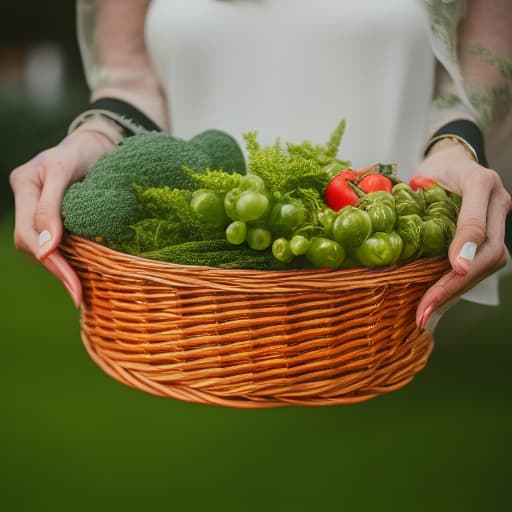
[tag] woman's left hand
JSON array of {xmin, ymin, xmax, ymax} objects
[{"xmin": 413, "ymin": 138, "xmax": 511, "ymax": 330}]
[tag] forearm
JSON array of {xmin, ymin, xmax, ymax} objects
[
  {"xmin": 76, "ymin": 0, "xmax": 169, "ymax": 131},
  {"xmin": 426, "ymin": 0, "xmax": 512, "ymax": 154}
]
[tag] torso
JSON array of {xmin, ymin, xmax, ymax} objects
[{"xmin": 145, "ymin": 0, "xmax": 435, "ymax": 177}]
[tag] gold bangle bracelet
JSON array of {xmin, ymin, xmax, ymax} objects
[{"xmin": 423, "ymin": 133, "xmax": 479, "ymax": 163}]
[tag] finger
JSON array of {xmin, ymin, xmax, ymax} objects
[
  {"xmin": 10, "ymin": 157, "xmax": 83, "ymax": 307},
  {"xmin": 448, "ymin": 170, "xmax": 493, "ymax": 275},
  {"xmin": 34, "ymin": 161, "xmax": 75, "ymax": 259},
  {"xmin": 417, "ymin": 226, "xmax": 509, "ymax": 331},
  {"xmin": 9, "ymin": 162, "xmax": 44, "ymax": 256},
  {"xmin": 43, "ymin": 252, "xmax": 82, "ymax": 308}
]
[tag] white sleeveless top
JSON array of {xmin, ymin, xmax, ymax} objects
[{"xmin": 145, "ymin": 0, "xmax": 435, "ymax": 180}]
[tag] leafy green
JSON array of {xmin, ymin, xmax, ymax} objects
[{"xmin": 243, "ymin": 119, "xmax": 350, "ymax": 197}]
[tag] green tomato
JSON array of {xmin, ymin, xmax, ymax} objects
[
  {"xmin": 290, "ymin": 235, "xmax": 311, "ymax": 256},
  {"xmin": 332, "ymin": 206, "xmax": 372, "ymax": 248},
  {"xmin": 426, "ymin": 200, "xmax": 459, "ymax": 222},
  {"xmin": 306, "ymin": 237, "xmax": 345, "ymax": 269},
  {"xmin": 420, "ymin": 218, "xmax": 446, "ymax": 256},
  {"xmin": 354, "ymin": 232, "xmax": 397, "ymax": 267},
  {"xmin": 317, "ymin": 208, "xmax": 336, "ymax": 237},
  {"xmin": 393, "ymin": 183, "xmax": 425, "ymax": 217},
  {"xmin": 225, "ymin": 221, "xmax": 246, "ymax": 245},
  {"xmin": 236, "ymin": 190, "xmax": 270, "ymax": 222},
  {"xmin": 422, "ymin": 184, "xmax": 449, "ymax": 205},
  {"xmin": 387, "ymin": 231, "xmax": 404, "ymax": 264},
  {"xmin": 395, "ymin": 214, "xmax": 423, "ymax": 261},
  {"xmin": 360, "ymin": 191, "xmax": 395, "ymax": 209},
  {"xmin": 272, "ymin": 237, "xmax": 294, "ymax": 263},
  {"xmin": 191, "ymin": 189, "xmax": 228, "ymax": 227},
  {"xmin": 269, "ymin": 201, "xmax": 304, "ymax": 235},
  {"xmin": 246, "ymin": 226, "xmax": 272, "ymax": 251},
  {"xmin": 366, "ymin": 203, "xmax": 396, "ymax": 233},
  {"xmin": 395, "ymin": 199, "xmax": 424, "ymax": 217}
]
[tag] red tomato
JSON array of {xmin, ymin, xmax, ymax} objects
[
  {"xmin": 354, "ymin": 164, "xmax": 379, "ymax": 178},
  {"xmin": 358, "ymin": 174, "xmax": 393, "ymax": 194},
  {"xmin": 409, "ymin": 175, "xmax": 436, "ymax": 191},
  {"xmin": 339, "ymin": 169, "xmax": 357, "ymax": 181},
  {"xmin": 325, "ymin": 174, "xmax": 359, "ymax": 211}
]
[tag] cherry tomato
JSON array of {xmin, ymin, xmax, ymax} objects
[
  {"xmin": 290, "ymin": 235, "xmax": 311, "ymax": 256},
  {"xmin": 224, "ymin": 189, "xmax": 240, "ymax": 221},
  {"xmin": 246, "ymin": 226, "xmax": 272, "ymax": 250},
  {"xmin": 272, "ymin": 238, "xmax": 294, "ymax": 263},
  {"xmin": 324, "ymin": 174, "xmax": 359, "ymax": 211},
  {"xmin": 339, "ymin": 169, "xmax": 357, "ymax": 181},
  {"xmin": 236, "ymin": 190, "xmax": 269, "ymax": 222},
  {"xmin": 269, "ymin": 201, "xmax": 304, "ymax": 236},
  {"xmin": 358, "ymin": 174, "xmax": 393, "ymax": 194},
  {"xmin": 409, "ymin": 175, "xmax": 436, "ymax": 191},
  {"xmin": 225, "ymin": 221, "xmax": 246, "ymax": 245},
  {"xmin": 191, "ymin": 189, "xmax": 228, "ymax": 227}
]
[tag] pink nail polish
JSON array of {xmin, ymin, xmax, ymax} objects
[
  {"xmin": 420, "ymin": 304, "xmax": 434, "ymax": 330},
  {"xmin": 62, "ymin": 279, "xmax": 81, "ymax": 309}
]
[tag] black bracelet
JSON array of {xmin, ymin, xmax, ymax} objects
[
  {"xmin": 424, "ymin": 119, "xmax": 488, "ymax": 167},
  {"xmin": 68, "ymin": 97, "xmax": 163, "ymax": 139},
  {"xmin": 88, "ymin": 97, "xmax": 162, "ymax": 136}
]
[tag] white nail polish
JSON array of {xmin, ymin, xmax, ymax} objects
[
  {"xmin": 458, "ymin": 241, "xmax": 477, "ymax": 261},
  {"xmin": 38, "ymin": 230, "xmax": 52, "ymax": 247}
]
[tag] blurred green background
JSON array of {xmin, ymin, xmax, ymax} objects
[{"xmin": 1, "ymin": 4, "xmax": 511, "ymax": 512}]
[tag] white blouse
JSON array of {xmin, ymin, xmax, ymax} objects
[{"xmin": 145, "ymin": 0, "xmax": 435, "ymax": 179}]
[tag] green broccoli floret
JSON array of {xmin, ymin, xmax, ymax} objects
[
  {"xmin": 84, "ymin": 132, "xmax": 212, "ymax": 190},
  {"xmin": 189, "ymin": 129, "xmax": 246, "ymax": 175},
  {"xmin": 62, "ymin": 133, "xmax": 211, "ymax": 243},
  {"xmin": 62, "ymin": 185, "xmax": 138, "ymax": 242}
]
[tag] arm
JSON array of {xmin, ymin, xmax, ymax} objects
[
  {"xmin": 415, "ymin": 0, "xmax": 512, "ymax": 329},
  {"xmin": 74, "ymin": 0, "xmax": 169, "ymax": 140},
  {"xmin": 9, "ymin": 0, "xmax": 166, "ymax": 306}
]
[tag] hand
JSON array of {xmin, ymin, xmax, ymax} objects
[
  {"xmin": 413, "ymin": 138, "xmax": 511, "ymax": 330},
  {"xmin": 9, "ymin": 130, "xmax": 116, "ymax": 307}
]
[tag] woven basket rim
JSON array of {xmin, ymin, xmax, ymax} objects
[{"xmin": 61, "ymin": 232, "xmax": 452, "ymax": 294}]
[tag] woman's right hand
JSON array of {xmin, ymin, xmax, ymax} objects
[{"xmin": 9, "ymin": 129, "xmax": 116, "ymax": 307}]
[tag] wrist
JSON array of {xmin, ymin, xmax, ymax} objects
[
  {"xmin": 423, "ymin": 119, "xmax": 488, "ymax": 167},
  {"xmin": 425, "ymin": 135, "xmax": 478, "ymax": 162}
]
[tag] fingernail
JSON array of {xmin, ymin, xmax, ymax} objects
[
  {"xmin": 38, "ymin": 230, "xmax": 52, "ymax": 248},
  {"xmin": 456, "ymin": 241, "xmax": 477, "ymax": 273},
  {"xmin": 62, "ymin": 278, "xmax": 81, "ymax": 309},
  {"xmin": 458, "ymin": 242, "xmax": 477, "ymax": 262},
  {"xmin": 420, "ymin": 304, "xmax": 434, "ymax": 331}
]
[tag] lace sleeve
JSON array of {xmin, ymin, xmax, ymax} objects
[
  {"xmin": 424, "ymin": 0, "xmax": 512, "ymax": 156},
  {"xmin": 76, "ymin": 0, "xmax": 169, "ymax": 131}
]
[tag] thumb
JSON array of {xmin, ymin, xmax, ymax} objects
[{"xmin": 448, "ymin": 189, "xmax": 488, "ymax": 276}]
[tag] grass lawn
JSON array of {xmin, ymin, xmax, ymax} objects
[{"xmin": 1, "ymin": 212, "xmax": 511, "ymax": 512}]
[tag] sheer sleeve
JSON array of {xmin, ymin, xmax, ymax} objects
[
  {"xmin": 75, "ymin": 0, "xmax": 169, "ymax": 131},
  {"xmin": 423, "ymin": 0, "xmax": 512, "ymax": 158}
]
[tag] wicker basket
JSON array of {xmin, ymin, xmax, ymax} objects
[{"xmin": 60, "ymin": 233, "xmax": 451, "ymax": 408}]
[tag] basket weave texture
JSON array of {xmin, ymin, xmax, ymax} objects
[{"xmin": 60, "ymin": 234, "xmax": 451, "ymax": 408}]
